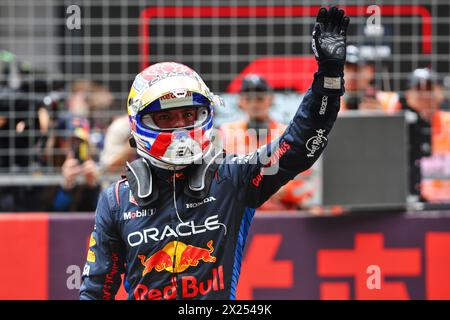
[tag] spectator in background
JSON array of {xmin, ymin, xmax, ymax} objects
[
  {"xmin": 67, "ymin": 80, "xmax": 113, "ymax": 117},
  {"xmin": 99, "ymin": 114, "xmax": 136, "ymax": 174},
  {"xmin": 220, "ymin": 75, "xmax": 277, "ymax": 154},
  {"xmin": 0, "ymin": 53, "xmax": 60, "ymax": 212},
  {"xmin": 401, "ymin": 68, "xmax": 450, "ymax": 201},
  {"xmin": 66, "ymin": 80, "xmax": 115, "ymax": 161},
  {"xmin": 0, "ymin": 51, "xmax": 54, "ymax": 169},
  {"xmin": 403, "ymin": 68, "xmax": 446, "ymax": 128},
  {"xmin": 342, "ymin": 45, "xmax": 400, "ymax": 113},
  {"xmin": 219, "ymin": 74, "xmax": 313, "ymax": 210},
  {"xmin": 45, "ymin": 115, "xmax": 101, "ymax": 212}
]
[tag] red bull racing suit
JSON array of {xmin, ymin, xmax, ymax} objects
[
  {"xmin": 79, "ymin": 85, "xmax": 342, "ymax": 300},
  {"xmin": 80, "ymin": 5, "xmax": 349, "ymax": 300}
]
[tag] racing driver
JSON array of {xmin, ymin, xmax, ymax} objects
[{"xmin": 80, "ymin": 7, "xmax": 350, "ymax": 300}]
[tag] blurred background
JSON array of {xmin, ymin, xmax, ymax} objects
[{"xmin": 0, "ymin": 0, "xmax": 449, "ymax": 300}]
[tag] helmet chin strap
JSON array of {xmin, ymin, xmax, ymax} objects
[
  {"xmin": 149, "ymin": 157, "xmax": 188, "ymax": 171},
  {"xmin": 136, "ymin": 149, "xmax": 188, "ymax": 171},
  {"xmin": 136, "ymin": 143, "xmax": 214, "ymax": 171}
]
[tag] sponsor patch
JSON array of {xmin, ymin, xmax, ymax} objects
[
  {"xmin": 87, "ymin": 249, "xmax": 96, "ymax": 263},
  {"xmin": 89, "ymin": 234, "xmax": 96, "ymax": 247},
  {"xmin": 324, "ymin": 77, "xmax": 341, "ymax": 90}
]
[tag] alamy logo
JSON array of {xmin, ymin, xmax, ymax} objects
[
  {"xmin": 66, "ymin": 5, "xmax": 81, "ymax": 30},
  {"xmin": 306, "ymin": 129, "xmax": 327, "ymax": 158}
]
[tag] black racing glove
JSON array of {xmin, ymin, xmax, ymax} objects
[{"xmin": 311, "ymin": 7, "xmax": 350, "ymax": 96}]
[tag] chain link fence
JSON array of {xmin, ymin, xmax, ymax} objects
[{"xmin": 0, "ymin": 0, "xmax": 449, "ymax": 207}]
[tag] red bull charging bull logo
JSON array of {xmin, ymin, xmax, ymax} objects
[{"xmin": 138, "ymin": 240, "xmax": 216, "ymax": 275}]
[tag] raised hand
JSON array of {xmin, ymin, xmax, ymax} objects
[{"xmin": 312, "ymin": 6, "xmax": 350, "ymax": 67}]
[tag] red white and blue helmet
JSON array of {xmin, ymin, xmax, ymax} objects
[{"xmin": 127, "ymin": 62, "xmax": 221, "ymax": 169}]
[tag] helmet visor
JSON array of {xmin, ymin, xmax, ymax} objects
[{"xmin": 140, "ymin": 105, "xmax": 209, "ymax": 131}]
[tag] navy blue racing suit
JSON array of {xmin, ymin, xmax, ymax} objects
[{"xmin": 79, "ymin": 84, "xmax": 341, "ymax": 300}]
